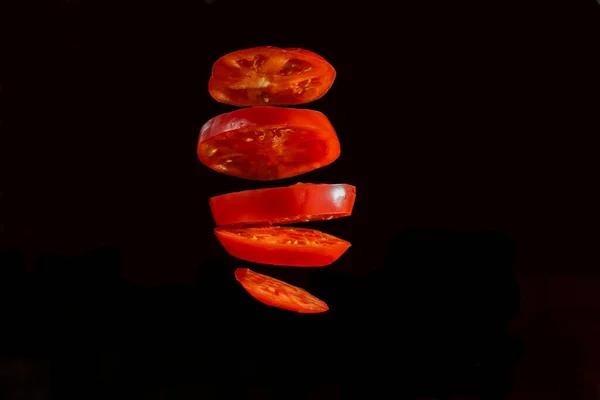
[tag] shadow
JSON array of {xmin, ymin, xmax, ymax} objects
[
  {"xmin": 0, "ymin": 247, "xmax": 127, "ymax": 398},
  {"xmin": 0, "ymin": 232, "xmax": 521, "ymax": 400},
  {"xmin": 327, "ymin": 228, "xmax": 522, "ymax": 399},
  {"xmin": 0, "ymin": 246, "xmax": 261, "ymax": 398},
  {"xmin": 0, "ymin": 249, "xmax": 31, "ymax": 358}
]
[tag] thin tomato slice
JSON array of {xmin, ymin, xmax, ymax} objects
[
  {"xmin": 197, "ymin": 107, "xmax": 340, "ymax": 181},
  {"xmin": 235, "ymin": 268, "xmax": 328, "ymax": 313},
  {"xmin": 215, "ymin": 226, "xmax": 350, "ymax": 267},
  {"xmin": 209, "ymin": 46, "xmax": 336, "ymax": 106},
  {"xmin": 210, "ymin": 183, "xmax": 356, "ymax": 227}
]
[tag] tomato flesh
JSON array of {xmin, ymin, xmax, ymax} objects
[
  {"xmin": 235, "ymin": 268, "xmax": 328, "ymax": 313},
  {"xmin": 215, "ymin": 226, "xmax": 350, "ymax": 267},
  {"xmin": 209, "ymin": 46, "xmax": 336, "ymax": 106},
  {"xmin": 198, "ymin": 107, "xmax": 340, "ymax": 181},
  {"xmin": 210, "ymin": 183, "xmax": 356, "ymax": 227}
]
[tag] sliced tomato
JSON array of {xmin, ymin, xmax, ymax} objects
[
  {"xmin": 215, "ymin": 226, "xmax": 350, "ymax": 267},
  {"xmin": 210, "ymin": 183, "xmax": 356, "ymax": 227},
  {"xmin": 208, "ymin": 46, "xmax": 336, "ymax": 106},
  {"xmin": 197, "ymin": 107, "xmax": 340, "ymax": 181},
  {"xmin": 235, "ymin": 268, "xmax": 328, "ymax": 313}
]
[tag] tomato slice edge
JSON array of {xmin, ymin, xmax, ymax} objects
[
  {"xmin": 197, "ymin": 107, "xmax": 340, "ymax": 181},
  {"xmin": 234, "ymin": 268, "xmax": 329, "ymax": 313},
  {"xmin": 209, "ymin": 46, "xmax": 336, "ymax": 106},
  {"xmin": 215, "ymin": 226, "xmax": 351, "ymax": 267},
  {"xmin": 214, "ymin": 226, "xmax": 351, "ymax": 248},
  {"xmin": 209, "ymin": 182, "xmax": 357, "ymax": 227}
]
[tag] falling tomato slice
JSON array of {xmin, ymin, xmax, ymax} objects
[
  {"xmin": 197, "ymin": 107, "xmax": 340, "ymax": 181},
  {"xmin": 210, "ymin": 183, "xmax": 356, "ymax": 227},
  {"xmin": 215, "ymin": 226, "xmax": 350, "ymax": 267},
  {"xmin": 235, "ymin": 268, "xmax": 328, "ymax": 313},
  {"xmin": 209, "ymin": 46, "xmax": 336, "ymax": 106}
]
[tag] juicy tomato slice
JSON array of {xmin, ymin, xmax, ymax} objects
[
  {"xmin": 197, "ymin": 107, "xmax": 340, "ymax": 181},
  {"xmin": 215, "ymin": 226, "xmax": 350, "ymax": 267},
  {"xmin": 208, "ymin": 46, "xmax": 336, "ymax": 106},
  {"xmin": 235, "ymin": 268, "xmax": 328, "ymax": 313},
  {"xmin": 210, "ymin": 183, "xmax": 356, "ymax": 227}
]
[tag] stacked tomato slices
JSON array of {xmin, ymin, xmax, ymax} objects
[{"xmin": 198, "ymin": 46, "xmax": 355, "ymax": 313}]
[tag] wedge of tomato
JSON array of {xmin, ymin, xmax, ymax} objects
[
  {"xmin": 197, "ymin": 107, "xmax": 340, "ymax": 181},
  {"xmin": 210, "ymin": 183, "xmax": 356, "ymax": 227},
  {"xmin": 208, "ymin": 46, "xmax": 336, "ymax": 106},
  {"xmin": 235, "ymin": 268, "xmax": 328, "ymax": 313},
  {"xmin": 215, "ymin": 226, "xmax": 350, "ymax": 267}
]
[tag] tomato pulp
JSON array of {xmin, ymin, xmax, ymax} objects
[
  {"xmin": 215, "ymin": 226, "xmax": 350, "ymax": 267},
  {"xmin": 210, "ymin": 183, "xmax": 356, "ymax": 227},
  {"xmin": 197, "ymin": 107, "xmax": 340, "ymax": 181},
  {"xmin": 209, "ymin": 46, "xmax": 336, "ymax": 106},
  {"xmin": 235, "ymin": 268, "xmax": 328, "ymax": 313}
]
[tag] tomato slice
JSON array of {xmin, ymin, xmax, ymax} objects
[
  {"xmin": 234, "ymin": 268, "xmax": 328, "ymax": 313},
  {"xmin": 197, "ymin": 107, "xmax": 340, "ymax": 181},
  {"xmin": 215, "ymin": 226, "xmax": 350, "ymax": 267},
  {"xmin": 210, "ymin": 183, "xmax": 356, "ymax": 227},
  {"xmin": 208, "ymin": 46, "xmax": 336, "ymax": 106}
]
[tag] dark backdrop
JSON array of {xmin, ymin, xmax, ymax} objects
[{"xmin": 1, "ymin": 0, "xmax": 599, "ymax": 399}]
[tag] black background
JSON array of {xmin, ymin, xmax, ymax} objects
[{"xmin": 1, "ymin": 0, "xmax": 599, "ymax": 398}]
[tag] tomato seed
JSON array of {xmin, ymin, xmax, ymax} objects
[{"xmin": 252, "ymin": 55, "xmax": 267, "ymax": 72}]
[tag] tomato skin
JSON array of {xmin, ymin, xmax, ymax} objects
[
  {"xmin": 215, "ymin": 226, "xmax": 350, "ymax": 267},
  {"xmin": 197, "ymin": 107, "xmax": 341, "ymax": 181},
  {"xmin": 210, "ymin": 183, "xmax": 356, "ymax": 227},
  {"xmin": 235, "ymin": 268, "xmax": 328, "ymax": 313},
  {"xmin": 209, "ymin": 46, "xmax": 336, "ymax": 106}
]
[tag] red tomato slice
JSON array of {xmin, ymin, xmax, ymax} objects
[
  {"xmin": 197, "ymin": 107, "xmax": 340, "ymax": 181},
  {"xmin": 208, "ymin": 46, "xmax": 336, "ymax": 106},
  {"xmin": 210, "ymin": 183, "xmax": 356, "ymax": 227},
  {"xmin": 215, "ymin": 226, "xmax": 350, "ymax": 267},
  {"xmin": 235, "ymin": 268, "xmax": 328, "ymax": 313}
]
